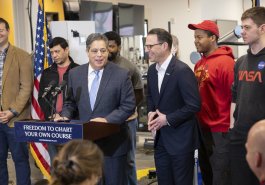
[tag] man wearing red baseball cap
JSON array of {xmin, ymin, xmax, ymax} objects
[{"xmin": 188, "ymin": 20, "xmax": 234, "ymax": 185}]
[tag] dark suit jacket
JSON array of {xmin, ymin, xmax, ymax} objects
[
  {"xmin": 147, "ymin": 56, "xmax": 201, "ymax": 155},
  {"xmin": 61, "ymin": 62, "xmax": 135, "ymax": 156}
]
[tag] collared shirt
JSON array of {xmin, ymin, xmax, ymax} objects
[
  {"xmin": 156, "ymin": 54, "xmax": 172, "ymax": 92},
  {"xmin": 0, "ymin": 44, "xmax": 9, "ymax": 95},
  {"xmin": 88, "ymin": 64, "xmax": 103, "ymax": 92}
]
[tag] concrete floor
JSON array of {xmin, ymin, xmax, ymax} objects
[{"xmin": 7, "ymin": 131, "xmax": 155, "ymax": 185}]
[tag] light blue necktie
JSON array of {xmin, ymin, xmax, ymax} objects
[{"xmin": 89, "ymin": 70, "xmax": 100, "ymax": 110}]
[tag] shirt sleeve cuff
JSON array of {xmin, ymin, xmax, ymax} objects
[{"xmin": 9, "ymin": 108, "xmax": 18, "ymax": 117}]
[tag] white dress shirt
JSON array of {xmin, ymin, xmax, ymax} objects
[
  {"xmin": 156, "ymin": 54, "xmax": 173, "ymax": 92},
  {"xmin": 88, "ymin": 65, "xmax": 103, "ymax": 92}
]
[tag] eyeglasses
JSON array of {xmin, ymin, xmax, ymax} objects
[
  {"xmin": 89, "ymin": 48, "xmax": 108, "ymax": 55},
  {"xmin": 145, "ymin": 43, "xmax": 163, "ymax": 50}
]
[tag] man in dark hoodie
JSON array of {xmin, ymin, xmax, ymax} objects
[
  {"xmin": 188, "ymin": 20, "xmax": 234, "ymax": 185},
  {"xmin": 230, "ymin": 7, "xmax": 265, "ymax": 185}
]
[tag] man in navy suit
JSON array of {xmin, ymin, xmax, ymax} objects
[
  {"xmin": 146, "ymin": 28, "xmax": 201, "ymax": 185},
  {"xmin": 55, "ymin": 33, "xmax": 135, "ymax": 185}
]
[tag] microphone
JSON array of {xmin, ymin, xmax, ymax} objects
[
  {"xmin": 41, "ymin": 80, "xmax": 57, "ymax": 98},
  {"xmin": 52, "ymin": 81, "xmax": 67, "ymax": 97}
]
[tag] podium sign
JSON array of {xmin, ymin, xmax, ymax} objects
[
  {"xmin": 15, "ymin": 120, "xmax": 121, "ymax": 144},
  {"xmin": 15, "ymin": 120, "xmax": 83, "ymax": 144}
]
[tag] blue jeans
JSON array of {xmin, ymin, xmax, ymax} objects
[
  {"xmin": 0, "ymin": 124, "xmax": 31, "ymax": 185},
  {"xmin": 127, "ymin": 119, "xmax": 137, "ymax": 185}
]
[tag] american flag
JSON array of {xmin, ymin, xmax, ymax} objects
[{"xmin": 30, "ymin": 0, "xmax": 53, "ymax": 179}]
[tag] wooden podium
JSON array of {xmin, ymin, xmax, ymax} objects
[
  {"xmin": 82, "ymin": 121, "xmax": 120, "ymax": 141},
  {"xmin": 14, "ymin": 120, "xmax": 121, "ymax": 144}
]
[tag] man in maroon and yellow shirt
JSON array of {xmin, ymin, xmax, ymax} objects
[{"xmin": 188, "ymin": 20, "xmax": 234, "ymax": 185}]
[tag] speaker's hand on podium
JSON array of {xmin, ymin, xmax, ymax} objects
[
  {"xmin": 48, "ymin": 113, "xmax": 61, "ymax": 120},
  {"xmin": 90, "ymin": 117, "xmax": 107, "ymax": 123},
  {"xmin": 53, "ymin": 114, "xmax": 69, "ymax": 122}
]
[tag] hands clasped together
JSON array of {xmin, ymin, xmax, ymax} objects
[{"xmin": 147, "ymin": 110, "xmax": 168, "ymax": 137}]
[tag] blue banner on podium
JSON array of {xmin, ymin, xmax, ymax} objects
[{"xmin": 15, "ymin": 120, "xmax": 83, "ymax": 144}]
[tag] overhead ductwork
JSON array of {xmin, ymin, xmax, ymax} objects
[{"xmin": 63, "ymin": 0, "xmax": 80, "ymax": 20}]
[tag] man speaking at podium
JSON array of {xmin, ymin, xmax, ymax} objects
[{"xmin": 54, "ymin": 33, "xmax": 135, "ymax": 185}]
